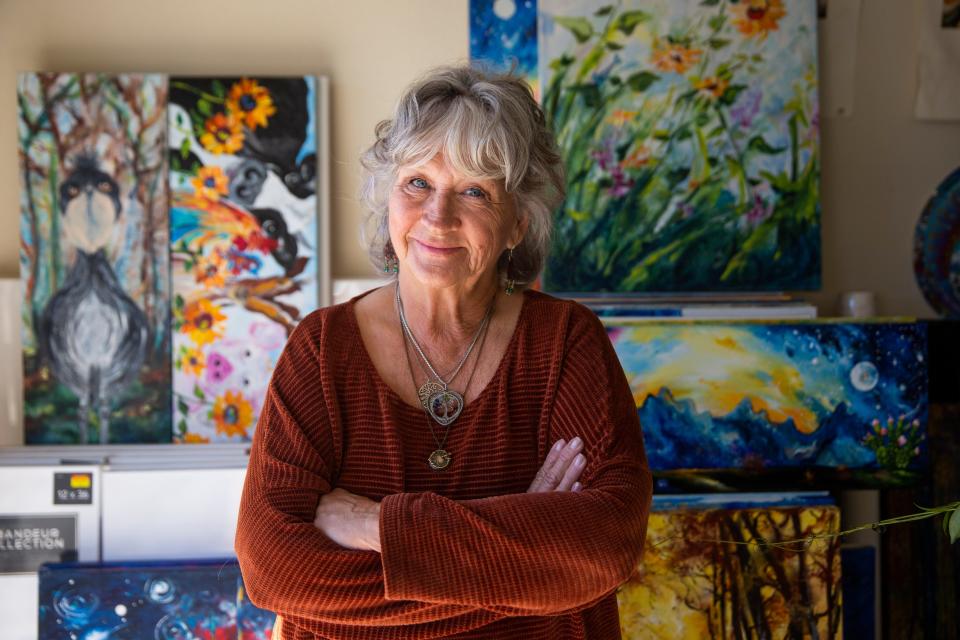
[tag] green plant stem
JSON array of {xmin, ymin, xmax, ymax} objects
[{"xmin": 170, "ymin": 82, "xmax": 225, "ymax": 105}]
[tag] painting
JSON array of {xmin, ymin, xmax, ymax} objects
[
  {"xmin": 944, "ymin": 0, "xmax": 960, "ymax": 27},
  {"xmin": 168, "ymin": 76, "xmax": 320, "ymax": 443},
  {"xmin": 470, "ymin": 0, "xmax": 539, "ymax": 92},
  {"xmin": 607, "ymin": 320, "xmax": 928, "ymax": 488},
  {"xmin": 914, "ymin": 167, "xmax": 960, "ymax": 317},
  {"xmin": 18, "ymin": 73, "xmax": 171, "ymax": 444},
  {"xmin": 618, "ymin": 493, "xmax": 843, "ymax": 639},
  {"xmin": 539, "ymin": 0, "xmax": 821, "ymax": 293},
  {"xmin": 38, "ymin": 559, "xmax": 275, "ymax": 639}
]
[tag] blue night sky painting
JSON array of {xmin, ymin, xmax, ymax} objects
[
  {"xmin": 607, "ymin": 321, "xmax": 928, "ymax": 478},
  {"xmin": 469, "ymin": 0, "xmax": 538, "ymax": 82},
  {"xmin": 38, "ymin": 560, "xmax": 274, "ymax": 639}
]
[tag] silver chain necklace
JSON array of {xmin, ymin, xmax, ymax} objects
[{"xmin": 395, "ymin": 282, "xmax": 493, "ymax": 430}]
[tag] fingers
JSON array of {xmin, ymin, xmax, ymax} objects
[{"xmin": 528, "ymin": 437, "xmax": 586, "ymax": 493}]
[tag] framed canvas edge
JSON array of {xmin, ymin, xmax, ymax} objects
[{"xmin": 316, "ymin": 75, "xmax": 332, "ymax": 308}]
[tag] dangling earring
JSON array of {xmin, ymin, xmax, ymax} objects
[
  {"xmin": 505, "ymin": 247, "xmax": 516, "ymax": 295},
  {"xmin": 384, "ymin": 242, "xmax": 399, "ymax": 274}
]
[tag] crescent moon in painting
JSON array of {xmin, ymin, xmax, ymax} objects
[{"xmin": 850, "ymin": 361, "xmax": 879, "ymax": 392}]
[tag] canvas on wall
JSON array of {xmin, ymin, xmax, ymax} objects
[
  {"xmin": 539, "ymin": 0, "xmax": 821, "ymax": 293},
  {"xmin": 619, "ymin": 493, "xmax": 842, "ymax": 639},
  {"xmin": 607, "ymin": 320, "xmax": 928, "ymax": 487},
  {"xmin": 38, "ymin": 560, "xmax": 275, "ymax": 639},
  {"xmin": 470, "ymin": 0, "xmax": 540, "ymax": 92},
  {"xmin": 18, "ymin": 73, "xmax": 171, "ymax": 444},
  {"xmin": 168, "ymin": 76, "xmax": 321, "ymax": 443}
]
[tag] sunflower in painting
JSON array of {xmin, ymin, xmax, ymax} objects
[
  {"xmin": 200, "ymin": 113, "xmax": 244, "ymax": 155},
  {"xmin": 190, "ymin": 166, "xmax": 229, "ymax": 201},
  {"xmin": 178, "ymin": 432, "xmax": 211, "ymax": 444},
  {"xmin": 212, "ymin": 390, "xmax": 254, "ymax": 438},
  {"xmin": 180, "ymin": 298, "xmax": 226, "ymax": 346},
  {"xmin": 732, "ymin": 0, "xmax": 786, "ymax": 38},
  {"xmin": 693, "ymin": 76, "xmax": 730, "ymax": 100},
  {"xmin": 178, "ymin": 345, "xmax": 206, "ymax": 377},
  {"xmin": 226, "ymin": 78, "xmax": 277, "ymax": 130},
  {"xmin": 650, "ymin": 38, "xmax": 702, "ymax": 74}
]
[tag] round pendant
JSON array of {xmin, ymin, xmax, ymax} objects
[
  {"xmin": 417, "ymin": 380, "xmax": 446, "ymax": 411},
  {"xmin": 428, "ymin": 449, "xmax": 451, "ymax": 470},
  {"xmin": 427, "ymin": 389, "xmax": 464, "ymax": 426}
]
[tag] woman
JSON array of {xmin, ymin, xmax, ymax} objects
[{"xmin": 235, "ymin": 65, "xmax": 652, "ymax": 639}]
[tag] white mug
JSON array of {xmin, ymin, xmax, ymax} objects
[{"xmin": 839, "ymin": 291, "xmax": 876, "ymax": 318}]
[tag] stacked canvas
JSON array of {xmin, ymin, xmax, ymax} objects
[{"xmin": 17, "ymin": 73, "xmax": 329, "ymax": 445}]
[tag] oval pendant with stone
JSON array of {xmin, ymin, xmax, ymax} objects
[
  {"xmin": 428, "ymin": 449, "xmax": 451, "ymax": 470},
  {"xmin": 428, "ymin": 389, "xmax": 464, "ymax": 426},
  {"xmin": 418, "ymin": 380, "xmax": 446, "ymax": 411}
]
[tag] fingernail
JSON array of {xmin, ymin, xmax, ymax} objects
[
  {"xmin": 552, "ymin": 440, "xmax": 565, "ymax": 452},
  {"xmin": 573, "ymin": 482, "xmax": 582, "ymax": 491},
  {"xmin": 574, "ymin": 454, "xmax": 586, "ymax": 467},
  {"xmin": 568, "ymin": 437, "xmax": 582, "ymax": 450}
]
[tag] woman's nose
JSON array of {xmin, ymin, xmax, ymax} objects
[{"xmin": 422, "ymin": 189, "xmax": 457, "ymax": 228}]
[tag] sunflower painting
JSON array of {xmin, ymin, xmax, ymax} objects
[
  {"xmin": 169, "ymin": 76, "xmax": 322, "ymax": 443},
  {"xmin": 539, "ymin": 0, "xmax": 820, "ymax": 293}
]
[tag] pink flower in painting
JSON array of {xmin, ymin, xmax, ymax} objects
[
  {"xmin": 249, "ymin": 321, "xmax": 286, "ymax": 350},
  {"xmin": 730, "ymin": 89, "xmax": 762, "ymax": 129},
  {"xmin": 206, "ymin": 351, "xmax": 234, "ymax": 384},
  {"xmin": 880, "ymin": 427, "xmax": 888, "ymax": 436},
  {"xmin": 912, "ymin": 419, "xmax": 920, "ymax": 427},
  {"xmin": 745, "ymin": 191, "xmax": 773, "ymax": 226},
  {"xmin": 897, "ymin": 435, "xmax": 907, "ymax": 446},
  {"xmin": 914, "ymin": 447, "xmax": 920, "ymax": 455},
  {"xmin": 871, "ymin": 418, "xmax": 880, "ymax": 428}
]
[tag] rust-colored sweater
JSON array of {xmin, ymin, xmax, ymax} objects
[{"xmin": 235, "ymin": 290, "xmax": 652, "ymax": 639}]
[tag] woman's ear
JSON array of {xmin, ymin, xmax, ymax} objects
[{"xmin": 509, "ymin": 210, "xmax": 530, "ymax": 249}]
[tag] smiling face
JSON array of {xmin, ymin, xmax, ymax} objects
[{"xmin": 388, "ymin": 154, "xmax": 528, "ymax": 290}]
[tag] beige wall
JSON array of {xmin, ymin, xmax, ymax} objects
[{"xmin": 1, "ymin": 0, "xmax": 959, "ymax": 316}]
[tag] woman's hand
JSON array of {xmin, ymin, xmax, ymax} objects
[
  {"xmin": 314, "ymin": 488, "xmax": 382, "ymax": 552},
  {"xmin": 527, "ymin": 437, "xmax": 586, "ymax": 493}
]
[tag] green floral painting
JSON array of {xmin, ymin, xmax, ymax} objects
[{"xmin": 540, "ymin": 0, "xmax": 820, "ymax": 292}]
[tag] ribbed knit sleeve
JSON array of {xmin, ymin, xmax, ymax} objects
[
  {"xmin": 234, "ymin": 315, "xmax": 499, "ymax": 631},
  {"xmin": 379, "ymin": 304, "xmax": 653, "ymax": 615}
]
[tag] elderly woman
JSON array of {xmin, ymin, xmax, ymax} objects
[{"xmin": 235, "ymin": 65, "xmax": 652, "ymax": 639}]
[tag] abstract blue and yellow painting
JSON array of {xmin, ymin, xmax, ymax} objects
[
  {"xmin": 168, "ymin": 76, "xmax": 319, "ymax": 444},
  {"xmin": 38, "ymin": 559, "xmax": 275, "ymax": 639},
  {"xmin": 540, "ymin": 0, "xmax": 821, "ymax": 292},
  {"xmin": 470, "ymin": 0, "xmax": 539, "ymax": 91},
  {"xmin": 607, "ymin": 321, "xmax": 928, "ymax": 486},
  {"xmin": 18, "ymin": 73, "xmax": 171, "ymax": 444}
]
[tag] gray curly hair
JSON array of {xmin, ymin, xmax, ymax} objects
[{"xmin": 359, "ymin": 65, "xmax": 565, "ymax": 288}]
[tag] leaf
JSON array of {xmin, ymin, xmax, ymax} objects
[
  {"xmin": 615, "ymin": 10, "xmax": 651, "ymax": 36},
  {"xmin": 748, "ymin": 135, "xmax": 787, "ymax": 155},
  {"xmin": 175, "ymin": 294, "xmax": 185, "ymax": 310},
  {"xmin": 175, "ymin": 112, "xmax": 185, "ymax": 127},
  {"xmin": 708, "ymin": 14, "xmax": 726, "ymax": 30},
  {"xmin": 196, "ymin": 99, "xmax": 213, "ymax": 117},
  {"xmin": 567, "ymin": 83, "xmax": 601, "ymax": 108},
  {"xmin": 555, "ymin": 16, "xmax": 594, "ymax": 43},
  {"xmin": 177, "ymin": 418, "xmax": 188, "ymax": 435},
  {"xmin": 594, "ymin": 5, "xmax": 613, "ymax": 16},
  {"xmin": 568, "ymin": 209, "xmax": 591, "ymax": 221},
  {"xmin": 211, "ymin": 79, "xmax": 227, "ymax": 98},
  {"xmin": 627, "ymin": 71, "xmax": 659, "ymax": 92},
  {"xmin": 193, "ymin": 384, "xmax": 205, "ymax": 400},
  {"xmin": 179, "ymin": 137, "xmax": 191, "ymax": 159},
  {"xmin": 549, "ymin": 54, "xmax": 575, "ymax": 71},
  {"xmin": 950, "ymin": 508, "xmax": 960, "ymax": 544},
  {"xmin": 701, "ymin": 0, "xmax": 721, "ymax": 5},
  {"xmin": 708, "ymin": 38, "xmax": 731, "ymax": 49},
  {"xmin": 177, "ymin": 398, "xmax": 189, "ymax": 415},
  {"xmin": 606, "ymin": 41, "xmax": 624, "ymax": 51}
]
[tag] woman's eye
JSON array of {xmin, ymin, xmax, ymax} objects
[
  {"xmin": 464, "ymin": 187, "xmax": 487, "ymax": 199},
  {"xmin": 409, "ymin": 178, "xmax": 429, "ymax": 189}
]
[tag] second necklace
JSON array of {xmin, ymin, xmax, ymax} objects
[{"xmin": 395, "ymin": 282, "xmax": 493, "ymax": 427}]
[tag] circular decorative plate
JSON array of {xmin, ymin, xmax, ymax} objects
[{"xmin": 914, "ymin": 167, "xmax": 960, "ymax": 317}]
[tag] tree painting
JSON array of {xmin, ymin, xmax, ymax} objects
[
  {"xmin": 619, "ymin": 496, "xmax": 842, "ymax": 639},
  {"xmin": 18, "ymin": 73, "xmax": 171, "ymax": 444},
  {"xmin": 540, "ymin": 0, "xmax": 820, "ymax": 292},
  {"xmin": 168, "ymin": 77, "xmax": 319, "ymax": 443}
]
